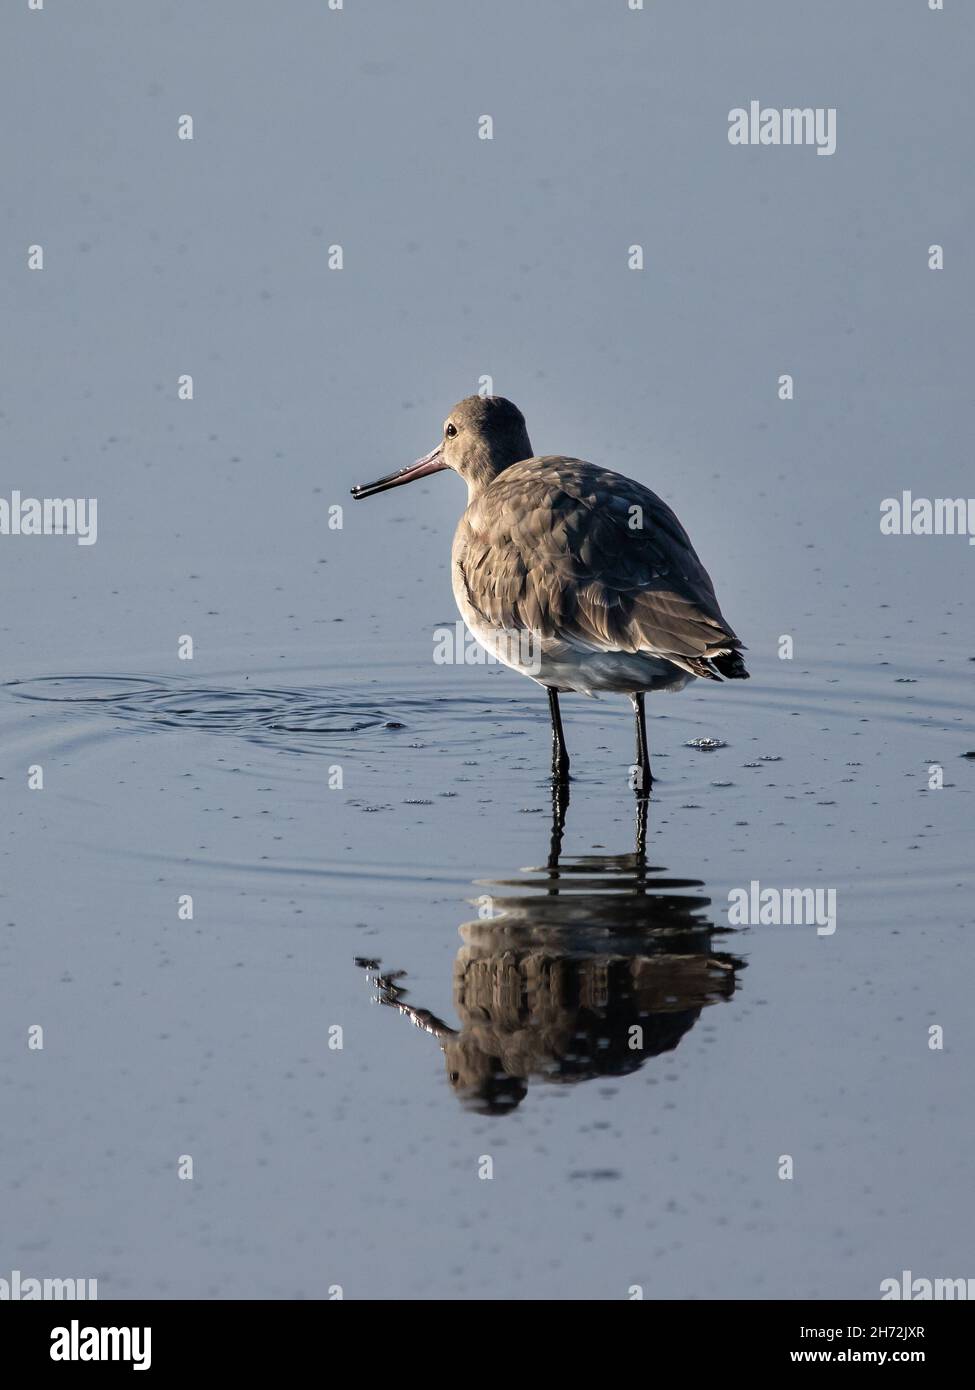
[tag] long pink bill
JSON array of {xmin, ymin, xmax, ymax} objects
[{"xmin": 351, "ymin": 444, "xmax": 447, "ymax": 500}]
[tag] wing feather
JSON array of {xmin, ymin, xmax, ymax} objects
[{"xmin": 453, "ymin": 457, "xmax": 747, "ymax": 679}]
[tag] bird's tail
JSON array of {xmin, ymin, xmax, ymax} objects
[{"xmin": 709, "ymin": 648, "xmax": 749, "ymax": 680}]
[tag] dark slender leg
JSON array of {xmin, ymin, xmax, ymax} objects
[
  {"xmin": 634, "ymin": 792, "xmax": 649, "ymax": 863},
  {"xmin": 547, "ymin": 687, "xmax": 570, "ymax": 784},
  {"xmin": 546, "ymin": 775, "xmax": 569, "ymax": 889},
  {"xmin": 631, "ymin": 691, "xmax": 652, "ymax": 795}
]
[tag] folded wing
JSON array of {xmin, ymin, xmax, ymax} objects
[{"xmin": 454, "ymin": 457, "xmax": 748, "ymax": 681}]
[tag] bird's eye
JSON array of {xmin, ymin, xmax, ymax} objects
[{"xmin": 445, "ymin": 422, "xmax": 457, "ymax": 438}]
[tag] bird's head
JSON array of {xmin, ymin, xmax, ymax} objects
[{"xmin": 351, "ymin": 395, "xmax": 533, "ymax": 501}]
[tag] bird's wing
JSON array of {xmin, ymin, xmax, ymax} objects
[{"xmin": 454, "ymin": 458, "xmax": 745, "ymax": 679}]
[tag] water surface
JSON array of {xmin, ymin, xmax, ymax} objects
[{"xmin": 2, "ymin": 0, "xmax": 973, "ymax": 1300}]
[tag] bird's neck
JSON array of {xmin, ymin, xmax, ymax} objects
[{"xmin": 463, "ymin": 434, "xmax": 533, "ymax": 502}]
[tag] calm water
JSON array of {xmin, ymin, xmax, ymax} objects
[
  {"xmin": 2, "ymin": 0, "xmax": 973, "ymax": 1300},
  {"xmin": 3, "ymin": 630, "xmax": 972, "ymax": 1298}
]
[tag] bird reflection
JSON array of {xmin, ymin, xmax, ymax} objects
[{"xmin": 357, "ymin": 789, "xmax": 744, "ymax": 1114}]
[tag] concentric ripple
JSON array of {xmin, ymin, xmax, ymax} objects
[{"xmin": 1, "ymin": 672, "xmax": 524, "ymax": 760}]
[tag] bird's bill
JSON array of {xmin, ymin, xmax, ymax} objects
[{"xmin": 351, "ymin": 444, "xmax": 447, "ymax": 500}]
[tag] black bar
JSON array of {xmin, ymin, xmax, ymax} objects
[{"xmin": 3, "ymin": 1298, "xmax": 970, "ymax": 1373}]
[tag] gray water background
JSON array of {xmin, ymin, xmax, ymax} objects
[{"xmin": 1, "ymin": 0, "xmax": 972, "ymax": 1299}]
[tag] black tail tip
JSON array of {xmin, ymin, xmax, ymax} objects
[{"xmin": 712, "ymin": 651, "xmax": 750, "ymax": 680}]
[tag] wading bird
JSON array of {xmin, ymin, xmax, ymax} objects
[{"xmin": 351, "ymin": 396, "xmax": 747, "ymax": 791}]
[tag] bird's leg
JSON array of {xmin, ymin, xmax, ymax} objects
[
  {"xmin": 631, "ymin": 692, "xmax": 653, "ymax": 795},
  {"xmin": 634, "ymin": 792, "xmax": 649, "ymax": 863},
  {"xmin": 546, "ymin": 774, "xmax": 569, "ymax": 888},
  {"xmin": 547, "ymin": 687, "xmax": 570, "ymax": 784}
]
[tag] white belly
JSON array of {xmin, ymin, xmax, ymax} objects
[{"xmin": 453, "ymin": 585, "xmax": 693, "ymax": 697}]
